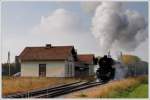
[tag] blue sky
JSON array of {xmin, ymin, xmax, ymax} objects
[{"xmin": 1, "ymin": 1, "xmax": 148, "ymax": 62}]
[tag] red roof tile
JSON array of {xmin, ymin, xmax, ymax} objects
[
  {"xmin": 19, "ymin": 45, "xmax": 74, "ymax": 61},
  {"xmin": 78, "ymin": 54, "xmax": 95, "ymax": 64}
]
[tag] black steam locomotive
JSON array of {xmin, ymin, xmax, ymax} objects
[{"xmin": 96, "ymin": 55, "xmax": 115, "ymax": 82}]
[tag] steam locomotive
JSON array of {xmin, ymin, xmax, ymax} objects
[{"xmin": 96, "ymin": 55, "xmax": 115, "ymax": 82}]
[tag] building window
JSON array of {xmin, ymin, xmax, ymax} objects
[{"xmin": 39, "ymin": 64, "xmax": 46, "ymax": 77}]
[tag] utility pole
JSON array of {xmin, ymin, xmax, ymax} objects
[
  {"xmin": 120, "ymin": 52, "xmax": 123, "ymax": 62},
  {"xmin": 7, "ymin": 51, "xmax": 11, "ymax": 76}
]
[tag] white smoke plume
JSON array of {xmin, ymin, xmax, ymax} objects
[
  {"xmin": 91, "ymin": 2, "xmax": 148, "ymax": 54},
  {"xmin": 113, "ymin": 62, "xmax": 128, "ymax": 80}
]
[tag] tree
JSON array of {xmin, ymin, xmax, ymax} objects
[
  {"xmin": 121, "ymin": 55, "xmax": 141, "ymax": 64},
  {"xmin": 2, "ymin": 63, "xmax": 20, "ymax": 76}
]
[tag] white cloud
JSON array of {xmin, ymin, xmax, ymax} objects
[
  {"xmin": 26, "ymin": 8, "xmax": 101, "ymax": 61},
  {"xmin": 80, "ymin": 2, "xmax": 101, "ymax": 14},
  {"xmin": 31, "ymin": 8, "xmax": 84, "ymax": 34}
]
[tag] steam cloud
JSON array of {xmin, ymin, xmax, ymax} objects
[{"xmin": 91, "ymin": 2, "xmax": 148, "ymax": 54}]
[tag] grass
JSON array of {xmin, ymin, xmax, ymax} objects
[
  {"xmin": 78, "ymin": 93, "xmax": 88, "ymax": 97},
  {"xmin": 108, "ymin": 84, "xmax": 148, "ymax": 98},
  {"xmin": 97, "ymin": 77, "xmax": 141, "ymax": 98},
  {"xmin": 2, "ymin": 76, "xmax": 80, "ymax": 96},
  {"xmin": 100, "ymin": 76, "xmax": 148, "ymax": 98},
  {"xmin": 65, "ymin": 75, "xmax": 148, "ymax": 98},
  {"xmin": 127, "ymin": 84, "xmax": 148, "ymax": 98},
  {"xmin": 3, "ymin": 76, "xmax": 148, "ymax": 98}
]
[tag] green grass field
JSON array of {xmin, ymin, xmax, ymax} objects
[
  {"xmin": 128, "ymin": 84, "xmax": 148, "ymax": 98},
  {"xmin": 109, "ymin": 84, "xmax": 148, "ymax": 98}
]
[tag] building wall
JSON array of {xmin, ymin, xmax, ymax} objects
[
  {"xmin": 74, "ymin": 62, "xmax": 94, "ymax": 77},
  {"xmin": 20, "ymin": 55, "xmax": 95, "ymax": 77},
  {"xmin": 21, "ymin": 61, "xmax": 66, "ymax": 77},
  {"xmin": 65, "ymin": 54, "xmax": 75, "ymax": 77},
  {"xmin": 46, "ymin": 61, "xmax": 65, "ymax": 77},
  {"xmin": 89, "ymin": 64, "xmax": 94, "ymax": 75},
  {"xmin": 21, "ymin": 62, "xmax": 39, "ymax": 77},
  {"xmin": 88, "ymin": 60, "xmax": 94, "ymax": 76}
]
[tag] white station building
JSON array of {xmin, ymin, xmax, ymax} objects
[{"xmin": 17, "ymin": 44, "xmax": 96, "ymax": 77}]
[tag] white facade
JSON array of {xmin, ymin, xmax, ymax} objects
[
  {"xmin": 21, "ymin": 61, "xmax": 66, "ymax": 77},
  {"xmin": 20, "ymin": 53, "xmax": 94, "ymax": 77},
  {"xmin": 21, "ymin": 54, "xmax": 75, "ymax": 77}
]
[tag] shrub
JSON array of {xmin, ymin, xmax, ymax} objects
[{"xmin": 78, "ymin": 93, "xmax": 88, "ymax": 97}]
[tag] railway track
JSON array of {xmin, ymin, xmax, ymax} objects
[{"xmin": 4, "ymin": 81, "xmax": 104, "ymax": 98}]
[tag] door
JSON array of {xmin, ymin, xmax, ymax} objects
[
  {"xmin": 39, "ymin": 64, "xmax": 46, "ymax": 77},
  {"xmin": 75, "ymin": 66, "xmax": 89, "ymax": 77}
]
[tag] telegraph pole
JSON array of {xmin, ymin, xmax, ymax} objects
[
  {"xmin": 120, "ymin": 52, "xmax": 123, "ymax": 62},
  {"xmin": 7, "ymin": 51, "xmax": 11, "ymax": 76}
]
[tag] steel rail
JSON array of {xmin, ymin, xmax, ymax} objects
[
  {"xmin": 3, "ymin": 81, "xmax": 83, "ymax": 98},
  {"xmin": 4, "ymin": 81, "xmax": 104, "ymax": 98},
  {"xmin": 32, "ymin": 81, "xmax": 93, "ymax": 98}
]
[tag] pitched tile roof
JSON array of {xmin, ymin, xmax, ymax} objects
[
  {"xmin": 19, "ymin": 45, "xmax": 74, "ymax": 61},
  {"xmin": 78, "ymin": 54, "xmax": 95, "ymax": 64}
]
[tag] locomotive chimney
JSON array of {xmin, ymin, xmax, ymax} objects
[
  {"xmin": 46, "ymin": 44, "xmax": 52, "ymax": 48},
  {"xmin": 120, "ymin": 52, "xmax": 123, "ymax": 62},
  {"xmin": 118, "ymin": 51, "xmax": 123, "ymax": 62},
  {"xmin": 107, "ymin": 50, "xmax": 111, "ymax": 58}
]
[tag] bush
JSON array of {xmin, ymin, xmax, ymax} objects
[
  {"xmin": 121, "ymin": 55, "xmax": 141, "ymax": 64},
  {"xmin": 78, "ymin": 93, "xmax": 88, "ymax": 97},
  {"xmin": 136, "ymin": 75, "xmax": 148, "ymax": 84}
]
